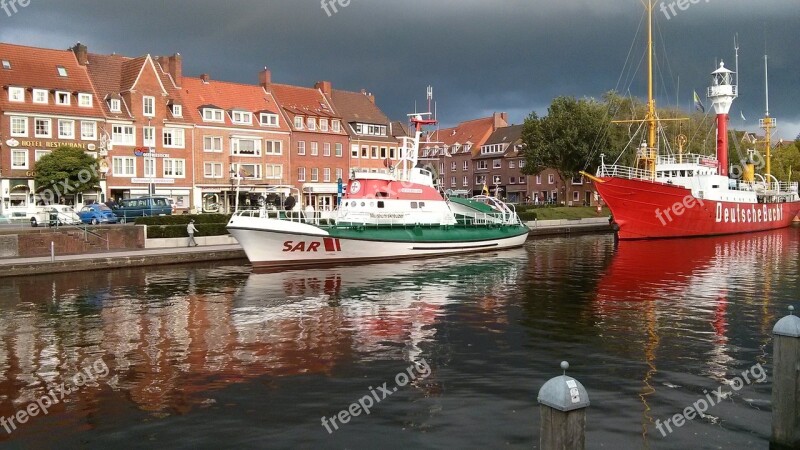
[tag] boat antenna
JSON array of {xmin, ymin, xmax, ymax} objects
[{"xmin": 734, "ymin": 34, "xmax": 739, "ymax": 91}]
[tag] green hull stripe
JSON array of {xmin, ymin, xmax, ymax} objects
[{"xmin": 228, "ymin": 224, "xmax": 529, "ymax": 243}]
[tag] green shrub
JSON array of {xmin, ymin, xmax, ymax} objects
[
  {"xmin": 135, "ymin": 214, "xmax": 231, "ymax": 226},
  {"xmin": 518, "ymin": 211, "xmax": 538, "ymax": 221},
  {"xmin": 145, "ymin": 223, "xmax": 230, "ymax": 238}
]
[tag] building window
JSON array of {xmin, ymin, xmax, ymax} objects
[
  {"xmin": 307, "ymin": 117, "xmax": 316, "ymax": 131},
  {"xmin": 371, "ymin": 146, "xmax": 379, "ymax": 159},
  {"xmin": 111, "ymin": 125, "xmax": 135, "ymax": 146},
  {"xmin": 335, "ymin": 143, "xmax": 343, "ymax": 157},
  {"xmin": 57, "ymin": 120, "xmax": 75, "ymax": 139},
  {"xmin": 143, "ymin": 126, "xmax": 156, "ymax": 147},
  {"xmin": 509, "ymin": 160, "xmax": 516, "ymax": 169},
  {"xmin": 548, "ymin": 174, "xmax": 555, "ymax": 184},
  {"xmin": 162, "ymin": 128, "xmax": 185, "ymax": 148},
  {"xmin": 144, "ymin": 158, "xmax": 156, "ymax": 177},
  {"xmin": 203, "ymin": 108, "xmax": 224, "ymax": 122},
  {"xmin": 265, "ymin": 164, "xmax": 282, "ymax": 180},
  {"xmin": 310, "ymin": 168, "xmax": 319, "ymax": 182},
  {"xmin": 519, "ymin": 176, "xmax": 527, "ymax": 184},
  {"xmin": 297, "ymin": 141, "xmax": 306, "ymax": 155},
  {"xmin": 112, "ymin": 156, "xmax": 136, "ymax": 176},
  {"xmin": 260, "ymin": 113, "xmax": 279, "ymax": 127},
  {"xmin": 203, "ymin": 136, "xmax": 223, "ymax": 152},
  {"xmin": 492, "ymin": 175, "xmax": 502, "ymax": 185},
  {"xmin": 10, "ymin": 116, "xmax": 28, "ymax": 137},
  {"xmin": 323, "ymin": 168, "xmax": 331, "ymax": 182},
  {"xmin": 320, "ymin": 119, "xmax": 328, "ymax": 132},
  {"xmin": 81, "ymin": 121, "xmax": 97, "ymax": 140},
  {"xmin": 231, "ymin": 111, "xmax": 252, "ymax": 125},
  {"xmin": 463, "ymin": 161, "xmax": 469, "ymax": 171},
  {"xmin": 519, "ymin": 160, "xmax": 526, "ymax": 168},
  {"xmin": 332, "ymin": 120, "xmax": 341, "ymax": 132},
  {"xmin": 294, "ymin": 116, "xmax": 304, "ymax": 129},
  {"xmin": 56, "ymin": 66, "xmax": 67, "ymax": 77},
  {"xmin": 33, "ymin": 89, "xmax": 48, "ymax": 104},
  {"xmin": 323, "ymin": 143, "xmax": 331, "ymax": 156},
  {"xmin": 451, "ymin": 176, "xmax": 457, "ymax": 186},
  {"xmin": 463, "ymin": 176, "xmax": 468, "ymax": 187},
  {"xmin": 335, "ymin": 168, "xmax": 343, "ymax": 181},
  {"xmin": 171, "ymin": 104, "xmax": 183, "ymax": 117},
  {"xmin": 35, "ymin": 150, "xmax": 51, "ymax": 162},
  {"xmin": 509, "ymin": 177, "xmax": 516, "ymax": 185},
  {"xmin": 297, "ymin": 167, "xmax": 306, "ymax": 182},
  {"xmin": 78, "ymin": 93, "xmax": 92, "ymax": 108},
  {"xmin": 232, "ymin": 138, "xmax": 261, "ymax": 156},
  {"xmin": 109, "ymin": 98, "xmax": 121, "ymax": 112},
  {"xmin": 163, "ymin": 158, "xmax": 186, "ymax": 178},
  {"xmin": 8, "ymin": 87, "xmax": 24, "ymax": 102},
  {"xmin": 573, "ymin": 191, "xmax": 580, "ymax": 202},
  {"xmin": 451, "ymin": 161, "xmax": 457, "ymax": 171},
  {"xmin": 55, "ymin": 91, "xmax": 70, "ymax": 105},
  {"xmin": 536, "ymin": 175, "xmax": 542, "ymax": 184},
  {"xmin": 493, "ymin": 159, "xmax": 502, "ymax": 169},
  {"xmin": 266, "ymin": 141, "xmax": 282, "ymax": 155},
  {"xmin": 11, "ymin": 149, "xmax": 28, "ymax": 169},
  {"xmin": 389, "ymin": 147, "xmax": 396, "ymax": 159},
  {"xmin": 1, "ymin": 60, "xmax": 9, "ymax": 70},
  {"xmin": 361, "ymin": 146, "xmax": 368, "ymax": 158},
  {"xmin": 351, "ymin": 145, "xmax": 359, "ymax": 158},
  {"xmin": 476, "ymin": 160, "xmax": 488, "ymax": 170},
  {"xmin": 232, "ymin": 163, "xmax": 261, "ymax": 179},
  {"xmin": 204, "ymin": 162, "xmax": 223, "ymax": 178},
  {"xmin": 310, "ymin": 142, "xmax": 319, "ymax": 156},
  {"xmin": 35, "ymin": 118, "xmax": 51, "ymax": 138}
]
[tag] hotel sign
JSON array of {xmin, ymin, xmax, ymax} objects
[{"xmin": 15, "ymin": 141, "xmax": 87, "ymax": 149}]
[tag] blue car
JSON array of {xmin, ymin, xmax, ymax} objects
[{"xmin": 78, "ymin": 204, "xmax": 118, "ymax": 225}]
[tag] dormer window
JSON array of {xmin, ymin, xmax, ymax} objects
[
  {"xmin": 320, "ymin": 119, "xmax": 328, "ymax": 132},
  {"xmin": 8, "ymin": 87, "xmax": 24, "ymax": 102},
  {"xmin": 78, "ymin": 93, "xmax": 92, "ymax": 107},
  {"xmin": 32, "ymin": 89, "xmax": 47, "ymax": 104},
  {"xmin": 143, "ymin": 96, "xmax": 155, "ymax": 117},
  {"xmin": 109, "ymin": 98, "xmax": 121, "ymax": 112},
  {"xmin": 231, "ymin": 110, "xmax": 252, "ymax": 125},
  {"xmin": 171, "ymin": 104, "xmax": 183, "ymax": 117},
  {"xmin": 332, "ymin": 120, "xmax": 341, "ymax": 133},
  {"xmin": 294, "ymin": 116, "xmax": 304, "ymax": 129},
  {"xmin": 260, "ymin": 113, "xmax": 278, "ymax": 127},
  {"xmin": 55, "ymin": 91, "xmax": 70, "ymax": 106},
  {"xmin": 1, "ymin": 60, "xmax": 10, "ymax": 70},
  {"xmin": 203, "ymin": 108, "xmax": 224, "ymax": 122},
  {"xmin": 307, "ymin": 117, "xmax": 316, "ymax": 131},
  {"xmin": 56, "ymin": 66, "xmax": 67, "ymax": 77}
]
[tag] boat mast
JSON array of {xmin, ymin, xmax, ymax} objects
[
  {"xmin": 637, "ymin": 0, "xmax": 658, "ymax": 178},
  {"xmin": 760, "ymin": 54, "xmax": 775, "ymax": 182}
]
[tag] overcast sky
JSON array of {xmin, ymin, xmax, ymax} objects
[{"xmin": 2, "ymin": 0, "xmax": 798, "ymax": 140}]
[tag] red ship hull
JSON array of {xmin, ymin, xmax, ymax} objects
[{"xmin": 596, "ymin": 177, "xmax": 800, "ymax": 240}]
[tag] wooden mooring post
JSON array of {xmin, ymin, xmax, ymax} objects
[
  {"xmin": 537, "ymin": 361, "xmax": 590, "ymax": 450},
  {"xmin": 771, "ymin": 305, "xmax": 800, "ymax": 449}
]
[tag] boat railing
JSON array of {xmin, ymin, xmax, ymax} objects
[
  {"xmin": 232, "ymin": 208, "xmax": 523, "ymax": 227},
  {"xmin": 597, "ymin": 164, "xmax": 654, "ymax": 181}
]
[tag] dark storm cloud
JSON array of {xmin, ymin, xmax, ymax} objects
[{"xmin": 2, "ymin": 0, "xmax": 798, "ymax": 138}]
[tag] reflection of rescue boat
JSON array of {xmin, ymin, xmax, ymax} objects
[{"xmin": 228, "ymin": 115, "xmax": 529, "ymax": 269}]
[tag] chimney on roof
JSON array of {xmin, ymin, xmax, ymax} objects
[
  {"xmin": 315, "ymin": 81, "xmax": 332, "ymax": 96},
  {"xmin": 71, "ymin": 42, "xmax": 88, "ymax": 66},
  {"xmin": 493, "ymin": 112, "xmax": 509, "ymax": 130},
  {"xmin": 200, "ymin": 73, "xmax": 210, "ymax": 83},
  {"xmin": 363, "ymin": 90, "xmax": 375, "ymax": 104},
  {"xmin": 168, "ymin": 53, "xmax": 182, "ymax": 87},
  {"xmin": 259, "ymin": 67, "xmax": 271, "ymax": 91}
]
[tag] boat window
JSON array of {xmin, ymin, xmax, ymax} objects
[
  {"xmin": 376, "ymin": 191, "xmax": 388, "ymax": 198},
  {"xmin": 712, "ymin": 185, "xmax": 719, "ymax": 189},
  {"xmin": 672, "ymin": 171, "xmax": 677, "ymax": 177},
  {"xmin": 679, "ymin": 170, "xmax": 685, "ymax": 177},
  {"xmin": 350, "ymin": 201, "xmax": 356, "ymax": 207},
  {"xmin": 360, "ymin": 202, "xmax": 365, "ymax": 207},
  {"xmin": 410, "ymin": 202, "xmax": 418, "ymax": 209},
  {"xmin": 418, "ymin": 202, "xmax": 425, "ymax": 208},
  {"xmin": 377, "ymin": 201, "xmax": 385, "ymax": 208}
]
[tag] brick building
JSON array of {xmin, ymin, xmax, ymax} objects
[{"xmin": 0, "ymin": 43, "xmax": 106, "ymax": 217}]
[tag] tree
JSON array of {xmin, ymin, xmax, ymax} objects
[
  {"xmin": 770, "ymin": 140, "xmax": 800, "ymax": 182},
  {"xmin": 521, "ymin": 96, "xmax": 626, "ymax": 202},
  {"xmin": 34, "ymin": 145, "xmax": 99, "ymax": 203}
]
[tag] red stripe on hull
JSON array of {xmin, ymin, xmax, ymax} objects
[{"xmin": 595, "ymin": 177, "xmax": 800, "ymax": 239}]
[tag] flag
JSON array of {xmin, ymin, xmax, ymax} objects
[
  {"xmin": 693, "ymin": 91, "xmax": 705, "ymax": 113},
  {"xmin": 740, "ymin": 111, "xmax": 746, "ymax": 121},
  {"xmin": 482, "ymin": 182, "xmax": 489, "ymax": 196}
]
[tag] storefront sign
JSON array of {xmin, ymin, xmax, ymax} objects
[
  {"xmin": 132, "ymin": 178, "xmax": 175, "ymax": 184},
  {"xmin": 5, "ymin": 139, "xmax": 19, "ymax": 147},
  {"xmin": 133, "ymin": 148, "xmax": 170, "ymax": 158},
  {"xmin": 17, "ymin": 141, "xmax": 86, "ymax": 149}
]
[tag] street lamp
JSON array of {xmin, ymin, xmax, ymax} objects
[{"xmin": 230, "ymin": 167, "xmax": 236, "ymax": 213}]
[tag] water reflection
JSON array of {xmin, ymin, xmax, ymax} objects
[{"xmin": 0, "ymin": 249, "xmax": 528, "ymax": 440}]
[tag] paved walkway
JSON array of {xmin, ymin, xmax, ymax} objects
[{"xmin": 0, "ymin": 244, "xmax": 243, "ymax": 265}]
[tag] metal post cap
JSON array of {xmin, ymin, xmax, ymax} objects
[
  {"xmin": 538, "ymin": 370, "xmax": 590, "ymax": 412},
  {"xmin": 773, "ymin": 306, "xmax": 800, "ymax": 338}
]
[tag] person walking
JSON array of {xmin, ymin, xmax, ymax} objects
[{"xmin": 187, "ymin": 219, "xmax": 199, "ymax": 247}]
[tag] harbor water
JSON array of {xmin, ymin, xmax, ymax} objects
[{"xmin": 0, "ymin": 227, "xmax": 797, "ymax": 449}]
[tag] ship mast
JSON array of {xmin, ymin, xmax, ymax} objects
[
  {"xmin": 760, "ymin": 55, "xmax": 775, "ymax": 183},
  {"xmin": 646, "ymin": 0, "xmax": 657, "ymax": 152}
]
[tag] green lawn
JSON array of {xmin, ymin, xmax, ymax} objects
[{"xmin": 516, "ymin": 206, "xmax": 610, "ymax": 221}]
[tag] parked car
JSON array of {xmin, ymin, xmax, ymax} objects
[
  {"xmin": 113, "ymin": 196, "xmax": 173, "ymax": 222},
  {"xmin": 78, "ymin": 204, "xmax": 119, "ymax": 225},
  {"xmin": 29, "ymin": 205, "xmax": 82, "ymax": 227}
]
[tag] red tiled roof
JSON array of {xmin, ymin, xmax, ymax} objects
[
  {"xmin": 424, "ymin": 116, "xmax": 497, "ymax": 154},
  {"xmin": 270, "ymin": 83, "xmax": 340, "ymax": 121},
  {"xmin": 180, "ymin": 77, "xmax": 290, "ymax": 132},
  {"xmin": 86, "ymin": 53, "xmax": 133, "ymax": 119},
  {"xmin": 329, "ymin": 89, "xmax": 388, "ymax": 125},
  {"xmin": 0, "ymin": 43, "xmax": 105, "ymax": 118}
]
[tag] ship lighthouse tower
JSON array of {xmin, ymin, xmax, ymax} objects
[{"xmin": 707, "ymin": 61, "xmax": 737, "ymax": 177}]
